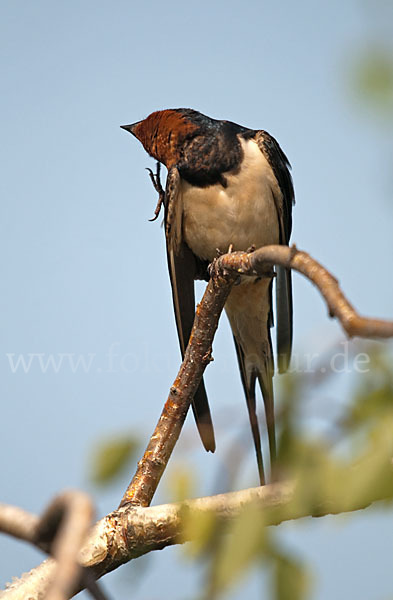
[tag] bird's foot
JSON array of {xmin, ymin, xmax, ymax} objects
[
  {"xmin": 147, "ymin": 162, "xmax": 165, "ymax": 222},
  {"xmin": 208, "ymin": 257, "xmax": 218, "ymax": 279},
  {"xmin": 202, "ymin": 348, "xmax": 214, "ymax": 363}
]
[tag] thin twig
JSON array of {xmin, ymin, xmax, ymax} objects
[{"xmin": 218, "ymin": 245, "xmax": 393, "ymax": 338}]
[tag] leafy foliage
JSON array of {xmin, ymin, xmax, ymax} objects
[{"xmin": 273, "ymin": 551, "xmax": 310, "ymax": 600}]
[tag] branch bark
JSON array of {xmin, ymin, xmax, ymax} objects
[{"xmin": 118, "ymin": 261, "xmax": 238, "ymax": 508}]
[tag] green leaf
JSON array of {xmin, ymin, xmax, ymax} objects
[
  {"xmin": 350, "ymin": 46, "xmax": 393, "ymax": 114},
  {"xmin": 208, "ymin": 502, "xmax": 269, "ymax": 596},
  {"xmin": 167, "ymin": 465, "xmax": 196, "ymax": 503},
  {"xmin": 181, "ymin": 507, "xmax": 219, "ymax": 558},
  {"xmin": 273, "ymin": 552, "xmax": 310, "ymax": 600},
  {"xmin": 357, "ymin": 52, "xmax": 393, "ymax": 98},
  {"xmin": 90, "ymin": 434, "xmax": 139, "ymax": 485}
]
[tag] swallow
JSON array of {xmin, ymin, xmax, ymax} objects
[{"xmin": 121, "ymin": 108, "xmax": 294, "ymax": 484}]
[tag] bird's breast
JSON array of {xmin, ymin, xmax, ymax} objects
[{"xmin": 181, "ymin": 138, "xmax": 281, "ymax": 261}]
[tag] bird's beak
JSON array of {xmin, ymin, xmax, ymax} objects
[{"xmin": 120, "ymin": 121, "xmax": 141, "ymax": 136}]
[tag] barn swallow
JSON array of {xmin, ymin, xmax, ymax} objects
[{"xmin": 121, "ymin": 108, "xmax": 294, "ymax": 484}]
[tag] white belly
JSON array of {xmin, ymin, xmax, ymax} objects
[{"xmin": 181, "ymin": 138, "xmax": 281, "ymax": 261}]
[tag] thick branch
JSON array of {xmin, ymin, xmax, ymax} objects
[{"xmin": 4, "ymin": 472, "xmax": 393, "ymax": 599}]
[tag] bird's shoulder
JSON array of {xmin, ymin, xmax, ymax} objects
[
  {"xmin": 253, "ymin": 130, "xmax": 294, "ymax": 200},
  {"xmin": 252, "ymin": 130, "xmax": 294, "ymax": 242},
  {"xmin": 175, "ymin": 112, "xmax": 250, "ymax": 187}
]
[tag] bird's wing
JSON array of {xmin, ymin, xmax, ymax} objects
[
  {"xmin": 164, "ymin": 167, "xmax": 216, "ymax": 452},
  {"xmin": 255, "ymin": 130, "xmax": 295, "ymax": 373}
]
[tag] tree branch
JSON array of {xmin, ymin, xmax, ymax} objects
[
  {"xmin": 119, "ymin": 244, "xmax": 393, "ymax": 511},
  {"xmin": 34, "ymin": 491, "xmax": 94, "ymax": 600},
  {"xmin": 118, "ymin": 260, "xmax": 238, "ymax": 508},
  {"xmin": 4, "ymin": 470, "xmax": 393, "ymax": 599},
  {"xmin": 2, "ymin": 244, "xmax": 393, "ymax": 599},
  {"xmin": 0, "ymin": 504, "xmax": 39, "ymax": 544},
  {"xmin": 218, "ymin": 245, "xmax": 393, "ymax": 338}
]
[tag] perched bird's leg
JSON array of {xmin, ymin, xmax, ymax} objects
[
  {"xmin": 214, "ymin": 244, "xmax": 233, "ymax": 259},
  {"xmin": 202, "ymin": 348, "xmax": 214, "ymax": 363},
  {"xmin": 210, "ymin": 245, "xmax": 242, "ymax": 285},
  {"xmin": 147, "ymin": 162, "xmax": 165, "ymax": 222},
  {"xmin": 208, "ymin": 256, "xmax": 219, "ymax": 280},
  {"xmin": 209, "ymin": 245, "xmax": 234, "ymax": 279}
]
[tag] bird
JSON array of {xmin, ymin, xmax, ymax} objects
[{"xmin": 121, "ymin": 108, "xmax": 294, "ymax": 484}]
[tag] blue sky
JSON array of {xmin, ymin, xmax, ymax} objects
[{"xmin": 1, "ymin": 1, "xmax": 393, "ymax": 598}]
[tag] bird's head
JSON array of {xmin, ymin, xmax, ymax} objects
[{"xmin": 121, "ymin": 109, "xmax": 199, "ymax": 168}]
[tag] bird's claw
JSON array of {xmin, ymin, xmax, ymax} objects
[{"xmin": 147, "ymin": 162, "xmax": 165, "ymax": 222}]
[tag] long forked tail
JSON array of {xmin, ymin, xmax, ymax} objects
[
  {"xmin": 257, "ymin": 354, "xmax": 276, "ymax": 471},
  {"xmin": 233, "ymin": 336, "xmax": 276, "ymax": 485},
  {"xmin": 191, "ymin": 380, "xmax": 216, "ymax": 453}
]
